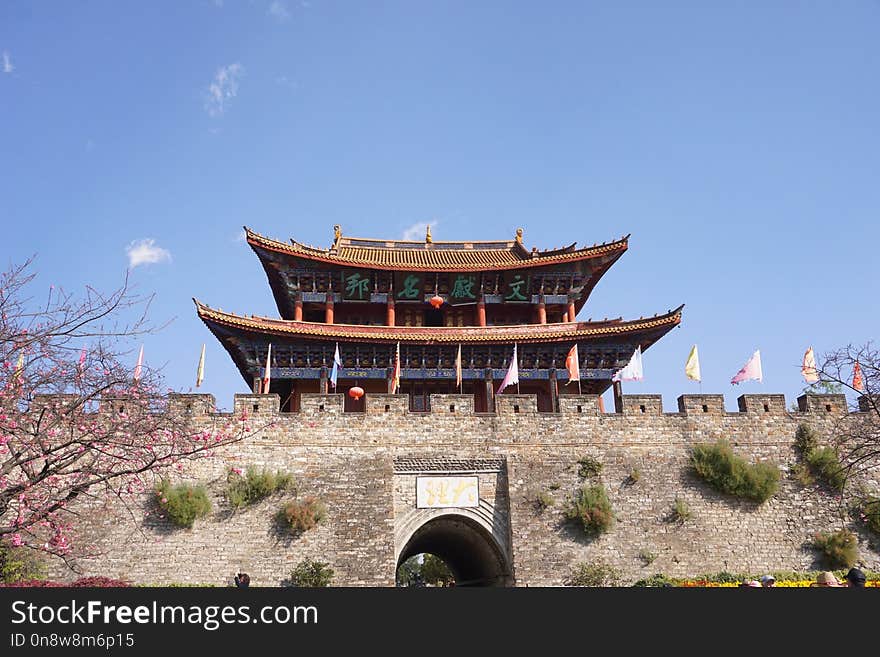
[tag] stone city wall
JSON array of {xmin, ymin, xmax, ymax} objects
[{"xmin": 43, "ymin": 391, "xmax": 879, "ymax": 586}]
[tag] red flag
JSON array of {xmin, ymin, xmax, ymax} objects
[
  {"xmin": 852, "ymin": 360, "xmax": 864, "ymax": 392},
  {"xmin": 565, "ymin": 344, "xmax": 580, "ymax": 385}
]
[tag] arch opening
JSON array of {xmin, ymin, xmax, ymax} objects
[{"xmin": 396, "ymin": 514, "xmax": 511, "ymax": 587}]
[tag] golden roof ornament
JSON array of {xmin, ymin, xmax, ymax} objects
[
  {"xmin": 332, "ymin": 224, "xmax": 342, "ymax": 248},
  {"xmin": 515, "ymin": 227, "xmax": 523, "ymax": 244},
  {"xmin": 425, "ymin": 224, "xmax": 433, "ymax": 244}
]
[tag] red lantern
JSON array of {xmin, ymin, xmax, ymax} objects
[
  {"xmin": 348, "ymin": 386, "xmax": 364, "ymax": 400},
  {"xmin": 429, "ymin": 295, "xmax": 444, "ymax": 309}
]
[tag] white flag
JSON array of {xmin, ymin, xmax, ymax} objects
[
  {"xmin": 497, "ymin": 344, "xmax": 519, "ymax": 393},
  {"xmin": 612, "ymin": 346, "xmax": 643, "ymax": 382}
]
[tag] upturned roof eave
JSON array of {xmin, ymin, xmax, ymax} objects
[{"xmin": 244, "ymin": 226, "xmax": 630, "ymax": 273}]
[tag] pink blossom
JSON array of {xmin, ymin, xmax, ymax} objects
[
  {"xmin": 11, "ymin": 534, "xmax": 23, "ymax": 547},
  {"xmin": 231, "ymin": 467, "xmax": 244, "ymax": 476}
]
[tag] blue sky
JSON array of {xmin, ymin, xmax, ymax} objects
[{"xmin": 2, "ymin": 1, "xmax": 878, "ymax": 411}]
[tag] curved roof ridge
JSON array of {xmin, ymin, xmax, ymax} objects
[{"xmin": 246, "ymin": 226, "xmax": 629, "ymax": 272}]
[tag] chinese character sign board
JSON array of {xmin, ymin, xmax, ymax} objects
[
  {"xmin": 416, "ymin": 476, "xmax": 479, "ymax": 508},
  {"xmin": 448, "ymin": 273, "xmax": 478, "ymax": 304},
  {"xmin": 501, "ymin": 271, "xmax": 530, "ymax": 302},
  {"xmin": 394, "ymin": 272, "xmax": 425, "ymax": 301},
  {"xmin": 341, "ymin": 270, "xmax": 372, "ymax": 301}
]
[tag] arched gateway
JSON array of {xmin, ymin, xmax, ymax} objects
[
  {"xmin": 395, "ymin": 505, "xmax": 513, "ymax": 586},
  {"xmin": 392, "ymin": 457, "xmax": 514, "ymax": 587}
]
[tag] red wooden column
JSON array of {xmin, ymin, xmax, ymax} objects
[
  {"xmin": 386, "ymin": 295, "xmax": 395, "ymax": 326},
  {"xmin": 325, "ymin": 295, "xmax": 334, "ymax": 324},
  {"xmin": 567, "ymin": 298, "xmax": 577, "ymax": 323},
  {"xmin": 476, "ymin": 296, "xmax": 487, "ymax": 327},
  {"xmin": 294, "ymin": 292, "xmax": 303, "ymax": 321},
  {"xmin": 537, "ymin": 295, "xmax": 547, "ymax": 324}
]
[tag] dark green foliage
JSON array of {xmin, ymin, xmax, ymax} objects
[
  {"xmin": 794, "ymin": 424, "xmax": 846, "ymax": 491},
  {"xmin": 568, "ymin": 560, "xmax": 620, "ymax": 587},
  {"xmin": 812, "ymin": 529, "xmax": 859, "ymax": 569},
  {"xmin": 577, "ymin": 455, "xmax": 603, "ymax": 479},
  {"xmin": 806, "ymin": 447, "xmax": 846, "ymax": 492},
  {"xmin": 276, "ymin": 497, "xmax": 326, "ymax": 534},
  {"xmin": 669, "ymin": 497, "xmax": 692, "ymax": 524},
  {"xmin": 420, "ymin": 554, "xmax": 454, "ymax": 586},
  {"xmin": 690, "ymin": 440, "xmax": 780, "ymax": 503},
  {"xmin": 565, "ymin": 484, "xmax": 613, "ymax": 536},
  {"xmin": 155, "ymin": 480, "xmax": 212, "ymax": 528},
  {"xmin": 226, "ymin": 468, "xmax": 294, "ymax": 508},
  {"xmin": 632, "ymin": 573, "xmax": 674, "ymax": 587},
  {"xmin": 396, "ymin": 554, "xmax": 455, "ymax": 587},
  {"xmin": 694, "ymin": 571, "xmax": 743, "ymax": 584},
  {"xmin": 795, "ymin": 424, "xmax": 820, "ymax": 455},
  {"xmin": 0, "ymin": 544, "xmax": 46, "ymax": 584},
  {"xmin": 289, "ymin": 559, "xmax": 334, "ymax": 587},
  {"xmin": 860, "ymin": 497, "xmax": 880, "ymax": 535},
  {"xmin": 790, "ymin": 462, "xmax": 815, "ymax": 486}
]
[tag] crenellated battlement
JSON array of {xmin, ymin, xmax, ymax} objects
[{"xmin": 31, "ymin": 391, "xmax": 859, "ymax": 422}]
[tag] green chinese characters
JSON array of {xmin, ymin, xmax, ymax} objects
[
  {"xmin": 395, "ymin": 273, "xmax": 424, "ymax": 300},
  {"xmin": 449, "ymin": 274, "xmax": 477, "ymax": 303},
  {"xmin": 503, "ymin": 272, "xmax": 530, "ymax": 302},
  {"xmin": 342, "ymin": 270, "xmax": 371, "ymax": 300}
]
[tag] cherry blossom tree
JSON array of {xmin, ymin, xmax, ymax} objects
[{"xmin": 0, "ymin": 258, "xmax": 253, "ymax": 561}]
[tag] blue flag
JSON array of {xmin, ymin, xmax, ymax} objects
[{"xmin": 330, "ymin": 343, "xmax": 342, "ymax": 389}]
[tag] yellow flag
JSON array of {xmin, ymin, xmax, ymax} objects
[
  {"xmin": 13, "ymin": 352, "xmax": 24, "ymax": 383},
  {"xmin": 196, "ymin": 343, "xmax": 206, "ymax": 388},
  {"xmin": 685, "ymin": 344, "xmax": 701, "ymax": 382}
]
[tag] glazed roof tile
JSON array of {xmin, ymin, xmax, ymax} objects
[
  {"xmin": 195, "ymin": 299, "xmax": 683, "ymax": 345},
  {"xmin": 245, "ymin": 227, "xmax": 629, "ymax": 272}
]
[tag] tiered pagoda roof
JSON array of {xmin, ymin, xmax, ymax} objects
[{"xmin": 196, "ymin": 224, "xmax": 683, "ymax": 402}]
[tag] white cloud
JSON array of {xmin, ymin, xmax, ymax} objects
[
  {"xmin": 401, "ymin": 221, "xmax": 438, "ymax": 242},
  {"xmin": 268, "ymin": 1, "xmax": 291, "ymax": 21},
  {"xmin": 205, "ymin": 63, "xmax": 243, "ymax": 118},
  {"xmin": 2, "ymin": 51, "xmax": 13, "ymax": 74},
  {"xmin": 126, "ymin": 239, "xmax": 172, "ymax": 269}
]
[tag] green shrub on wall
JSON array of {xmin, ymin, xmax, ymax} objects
[
  {"xmin": 226, "ymin": 468, "xmax": 295, "ymax": 508},
  {"xmin": 276, "ymin": 497, "xmax": 326, "ymax": 535},
  {"xmin": 689, "ymin": 440, "xmax": 780, "ymax": 503},
  {"xmin": 0, "ymin": 544, "xmax": 46, "ymax": 584},
  {"xmin": 794, "ymin": 423, "xmax": 846, "ymax": 492},
  {"xmin": 806, "ymin": 448, "xmax": 846, "ymax": 492},
  {"xmin": 288, "ymin": 559, "xmax": 334, "ymax": 587},
  {"xmin": 567, "ymin": 560, "xmax": 620, "ymax": 587},
  {"xmin": 564, "ymin": 484, "xmax": 613, "ymax": 537},
  {"xmin": 859, "ymin": 497, "xmax": 880, "ymax": 536},
  {"xmin": 155, "ymin": 480, "xmax": 212, "ymax": 528},
  {"xmin": 576, "ymin": 455, "xmax": 603, "ymax": 479},
  {"xmin": 812, "ymin": 529, "xmax": 859, "ymax": 570}
]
